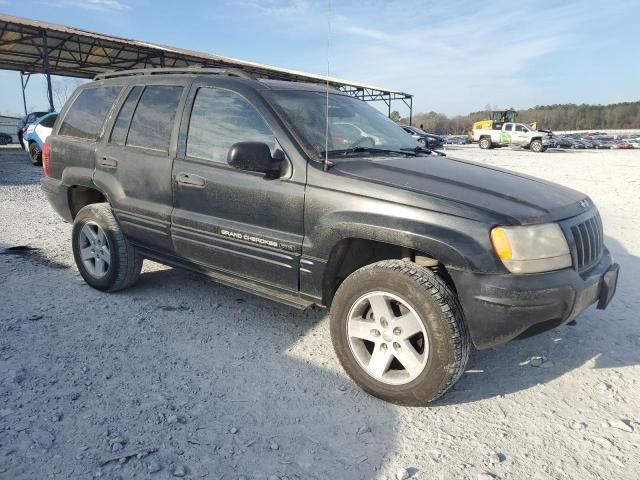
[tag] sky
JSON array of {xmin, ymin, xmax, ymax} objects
[{"xmin": 0, "ymin": 0, "xmax": 638, "ymax": 118}]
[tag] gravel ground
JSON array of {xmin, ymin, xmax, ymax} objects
[{"xmin": 1, "ymin": 145, "xmax": 638, "ymax": 480}]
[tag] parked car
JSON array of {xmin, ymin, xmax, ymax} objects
[
  {"xmin": 0, "ymin": 132, "xmax": 12, "ymax": 145},
  {"xmin": 611, "ymin": 141, "xmax": 633, "ymax": 149},
  {"xmin": 17, "ymin": 111, "xmax": 49, "ymax": 149},
  {"xmin": 22, "ymin": 112, "xmax": 58, "ymax": 165},
  {"xmin": 401, "ymin": 125, "xmax": 444, "ymax": 149},
  {"xmin": 593, "ymin": 140, "xmax": 613, "ymax": 149},
  {"xmin": 444, "ymin": 135, "xmax": 471, "ymax": 145},
  {"xmin": 41, "ymin": 68, "xmax": 619, "ymax": 405}
]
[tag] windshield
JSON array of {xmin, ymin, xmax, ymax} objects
[{"xmin": 267, "ymin": 90, "xmax": 419, "ymax": 158}]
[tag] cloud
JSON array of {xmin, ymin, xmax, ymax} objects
[
  {"xmin": 47, "ymin": 0, "xmax": 130, "ymax": 11},
  {"xmin": 237, "ymin": 0, "xmax": 311, "ymax": 17}
]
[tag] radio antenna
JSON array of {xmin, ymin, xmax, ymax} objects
[{"xmin": 324, "ymin": 0, "xmax": 331, "ymax": 171}]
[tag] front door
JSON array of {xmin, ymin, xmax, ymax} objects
[
  {"xmin": 171, "ymin": 83, "xmax": 305, "ymax": 292},
  {"xmin": 94, "ymin": 81, "xmax": 187, "ymax": 252}
]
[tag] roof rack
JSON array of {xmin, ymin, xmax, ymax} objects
[{"xmin": 94, "ymin": 66, "xmax": 255, "ymax": 81}]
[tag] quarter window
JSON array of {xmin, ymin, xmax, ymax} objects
[
  {"xmin": 58, "ymin": 86, "xmax": 122, "ymax": 139},
  {"xmin": 126, "ymin": 86, "xmax": 183, "ymax": 152},
  {"xmin": 40, "ymin": 114, "xmax": 58, "ymax": 128},
  {"xmin": 110, "ymin": 86, "xmax": 144, "ymax": 145},
  {"xmin": 187, "ymin": 88, "xmax": 275, "ymax": 163}
]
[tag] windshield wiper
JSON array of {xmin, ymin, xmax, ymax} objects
[
  {"xmin": 402, "ymin": 146, "xmax": 447, "ymax": 157},
  {"xmin": 320, "ymin": 146, "xmax": 417, "ymax": 157}
]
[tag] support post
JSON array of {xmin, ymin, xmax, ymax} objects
[
  {"xmin": 409, "ymin": 96, "xmax": 413, "ymax": 126},
  {"xmin": 388, "ymin": 93, "xmax": 391, "ymax": 118},
  {"xmin": 20, "ymin": 72, "xmax": 29, "ymax": 116},
  {"xmin": 42, "ymin": 31, "xmax": 55, "ymax": 112}
]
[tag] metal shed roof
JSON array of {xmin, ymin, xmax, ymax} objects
[{"xmin": 0, "ymin": 13, "xmax": 412, "ymax": 104}]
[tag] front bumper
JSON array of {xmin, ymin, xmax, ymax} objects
[{"xmin": 449, "ymin": 250, "xmax": 619, "ymax": 349}]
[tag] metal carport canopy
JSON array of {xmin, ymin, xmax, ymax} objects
[{"xmin": 0, "ymin": 13, "xmax": 413, "ymax": 120}]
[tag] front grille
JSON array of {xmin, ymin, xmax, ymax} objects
[{"xmin": 570, "ymin": 212, "xmax": 604, "ymax": 273}]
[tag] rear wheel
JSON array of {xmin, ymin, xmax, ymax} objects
[
  {"xmin": 330, "ymin": 260, "xmax": 470, "ymax": 405},
  {"xmin": 72, "ymin": 204, "xmax": 143, "ymax": 292},
  {"xmin": 530, "ymin": 139, "xmax": 543, "ymax": 153},
  {"xmin": 479, "ymin": 137, "xmax": 492, "ymax": 149},
  {"xmin": 29, "ymin": 142, "xmax": 42, "ymax": 165}
]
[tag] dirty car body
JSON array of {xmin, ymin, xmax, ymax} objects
[{"xmin": 40, "ymin": 69, "xmax": 619, "ymax": 403}]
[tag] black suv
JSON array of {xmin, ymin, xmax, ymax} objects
[{"xmin": 41, "ymin": 68, "xmax": 619, "ymax": 405}]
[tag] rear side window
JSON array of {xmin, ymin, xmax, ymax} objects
[
  {"xmin": 504, "ymin": 124, "xmax": 513, "ymax": 131},
  {"xmin": 58, "ymin": 86, "xmax": 122, "ymax": 139},
  {"xmin": 40, "ymin": 114, "xmax": 58, "ymax": 128},
  {"xmin": 110, "ymin": 86, "xmax": 144, "ymax": 145},
  {"xmin": 187, "ymin": 88, "xmax": 275, "ymax": 162},
  {"xmin": 126, "ymin": 86, "xmax": 183, "ymax": 152}
]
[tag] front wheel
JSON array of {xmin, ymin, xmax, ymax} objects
[
  {"xmin": 330, "ymin": 260, "xmax": 470, "ymax": 405},
  {"xmin": 530, "ymin": 139, "xmax": 543, "ymax": 152},
  {"xmin": 72, "ymin": 203, "xmax": 143, "ymax": 292}
]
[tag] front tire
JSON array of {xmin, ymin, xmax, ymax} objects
[
  {"xmin": 530, "ymin": 139, "xmax": 543, "ymax": 153},
  {"xmin": 330, "ymin": 260, "xmax": 470, "ymax": 405},
  {"xmin": 479, "ymin": 137, "xmax": 492, "ymax": 149},
  {"xmin": 29, "ymin": 142, "xmax": 42, "ymax": 165},
  {"xmin": 72, "ymin": 204, "xmax": 143, "ymax": 292}
]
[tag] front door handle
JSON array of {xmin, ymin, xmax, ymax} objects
[
  {"xmin": 98, "ymin": 157, "xmax": 118, "ymax": 168},
  {"xmin": 176, "ymin": 172, "xmax": 206, "ymax": 188}
]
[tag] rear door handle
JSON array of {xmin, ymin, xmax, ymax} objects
[
  {"xmin": 98, "ymin": 157, "xmax": 118, "ymax": 168},
  {"xmin": 176, "ymin": 172, "xmax": 206, "ymax": 188}
]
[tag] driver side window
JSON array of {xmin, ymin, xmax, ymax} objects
[{"xmin": 187, "ymin": 88, "xmax": 275, "ymax": 163}]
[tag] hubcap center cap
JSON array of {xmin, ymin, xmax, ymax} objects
[{"xmin": 382, "ymin": 331, "xmax": 393, "ymax": 342}]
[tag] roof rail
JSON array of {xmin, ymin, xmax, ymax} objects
[{"xmin": 93, "ymin": 66, "xmax": 255, "ymax": 81}]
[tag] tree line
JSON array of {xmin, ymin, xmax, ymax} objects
[{"xmin": 396, "ymin": 101, "xmax": 640, "ymax": 134}]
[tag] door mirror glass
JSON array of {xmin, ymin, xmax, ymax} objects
[{"xmin": 227, "ymin": 142, "xmax": 282, "ymax": 177}]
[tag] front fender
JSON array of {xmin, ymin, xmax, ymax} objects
[{"xmin": 307, "ymin": 210, "xmax": 493, "ymax": 271}]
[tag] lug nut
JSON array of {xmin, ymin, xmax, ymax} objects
[
  {"xmin": 380, "ymin": 318, "xmax": 388, "ymax": 328},
  {"xmin": 380, "ymin": 343, "xmax": 388, "ymax": 351},
  {"xmin": 393, "ymin": 327, "xmax": 402, "ymax": 336},
  {"xmin": 370, "ymin": 329, "xmax": 381, "ymax": 337},
  {"xmin": 393, "ymin": 342, "xmax": 401, "ymax": 350}
]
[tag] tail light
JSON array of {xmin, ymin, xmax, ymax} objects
[{"xmin": 42, "ymin": 143, "xmax": 51, "ymax": 176}]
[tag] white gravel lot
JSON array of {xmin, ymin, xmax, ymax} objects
[{"xmin": 1, "ymin": 145, "xmax": 639, "ymax": 480}]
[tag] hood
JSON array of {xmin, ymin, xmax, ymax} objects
[{"xmin": 331, "ymin": 155, "xmax": 589, "ymax": 225}]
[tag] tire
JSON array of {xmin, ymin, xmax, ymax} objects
[
  {"xmin": 28, "ymin": 142, "xmax": 42, "ymax": 166},
  {"xmin": 0, "ymin": 137, "xmax": 7, "ymax": 146},
  {"xmin": 530, "ymin": 139, "xmax": 543, "ymax": 153},
  {"xmin": 330, "ymin": 260, "xmax": 470, "ymax": 405},
  {"xmin": 479, "ymin": 137, "xmax": 492, "ymax": 149},
  {"xmin": 72, "ymin": 203, "xmax": 143, "ymax": 292}
]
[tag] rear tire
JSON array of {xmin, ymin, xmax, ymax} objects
[
  {"xmin": 530, "ymin": 139, "xmax": 543, "ymax": 153},
  {"xmin": 330, "ymin": 260, "xmax": 470, "ymax": 405},
  {"xmin": 479, "ymin": 137, "xmax": 492, "ymax": 149},
  {"xmin": 72, "ymin": 204, "xmax": 143, "ymax": 292},
  {"xmin": 29, "ymin": 142, "xmax": 42, "ymax": 165}
]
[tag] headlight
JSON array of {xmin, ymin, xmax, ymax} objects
[{"xmin": 490, "ymin": 223, "xmax": 572, "ymax": 274}]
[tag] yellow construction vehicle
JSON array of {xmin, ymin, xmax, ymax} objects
[{"xmin": 472, "ymin": 109, "xmax": 518, "ymax": 131}]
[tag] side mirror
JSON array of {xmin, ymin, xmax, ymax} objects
[{"xmin": 227, "ymin": 142, "xmax": 282, "ymax": 177}]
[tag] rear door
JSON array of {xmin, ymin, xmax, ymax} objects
[
  {"xmin": 171, "ymin": 82, "xmax": 305, "ymax": 292},
  {"xmin": 94, "ymin": 79, "xmax": 188, "ymax": 252}
]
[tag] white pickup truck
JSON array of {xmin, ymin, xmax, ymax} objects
[{"xmin": 473, "ymin": 122, "xmax": 551, "ymax": 152}]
